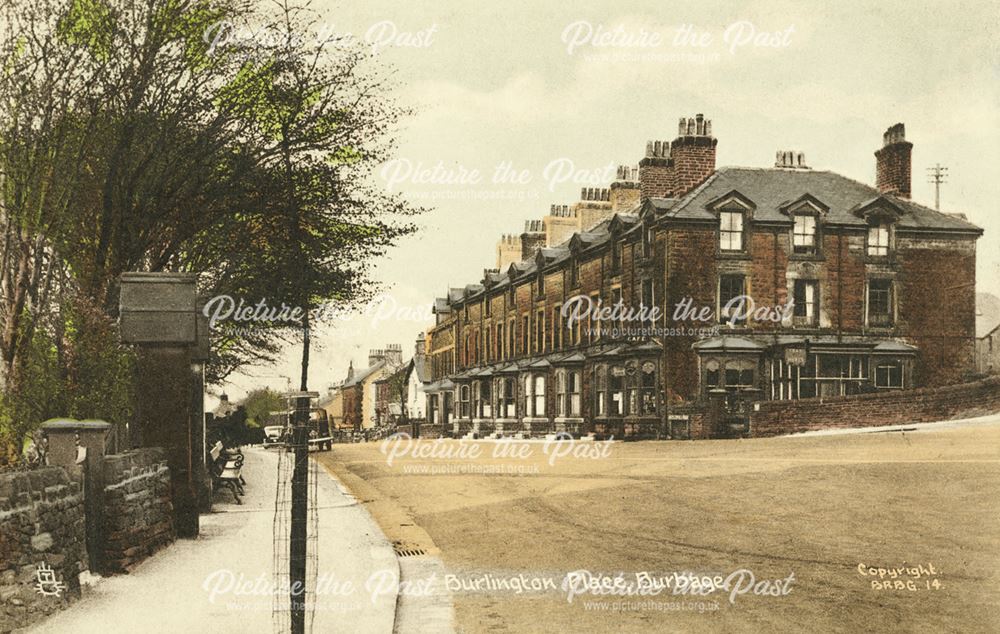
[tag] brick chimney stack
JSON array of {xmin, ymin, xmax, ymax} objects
[
  {"xmin": 875, "ymin": 123, "xmax": 912, "ymax": 198},
  {"xmin": 384, "ymin": 343, "xmax": 403, "ymax": 367},
  {"xmin": 496, "ymin": 234, "xmax": 520, "ymax": 269},
  {"xmin": 638, "ymin": 139, "xmax": 672, "ymax": 200},
  {"xmin": 610, "ymin": 164, "xmax": 641, "ymax": 213},
  {"xmin": 520, "ymin": 219, "xmax": 546, "ymax": 261},
  {"xmin": 671, "ymin": 114, "xmax": 717, "ymax": 197}
]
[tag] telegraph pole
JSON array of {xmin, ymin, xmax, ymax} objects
[
  {"xmin": 289, "ymin": 317, "xmax": 315, "ymax": 634},
  {"xmin": 927, "ymin": 163, "xmax": 948, "ymax": 210}
]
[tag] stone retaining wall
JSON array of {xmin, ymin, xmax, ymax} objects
[
  {"xmin": 101, "ymin": 448, "xmax": 175, "ymax": 573},
  {"xmin": 0, "ymin": 466, "xmax": 87, "ymax": 632},
  {"xmin": 749, "ymin": 375, "xmax": 1000, "ymax": 437}
]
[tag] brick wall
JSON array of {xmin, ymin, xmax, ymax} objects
[
  {"xmin": 896, "ymin": 242, "xmax": 977, "ymax": 386},
  {"xmin": 664, "ymin": 226, "xmax": 718, "ymax": 400},
  {"xmin": 749, "ymin": 375, "xmax": 1000, "ymax": 437},
  {"xmin": 0, "ymin": 466, "xmax": 87, "ymax": 631},
  {"xmin": 101, "ymin": 448, "xmax": 175, "ymax": 573}
]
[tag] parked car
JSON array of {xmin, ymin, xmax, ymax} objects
[
  {"xmin": 262, "ymin": 409, "xmax": 332, "ymax": 451},
  {"xmin": 262, "ymin": 425, "xmax": 285, "ymax": 447}
]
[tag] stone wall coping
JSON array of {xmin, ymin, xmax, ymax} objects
[{"xmin": 41, "ymin": 418, "xmax": 112, "ymax": 431}]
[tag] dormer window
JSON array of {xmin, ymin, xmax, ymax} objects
[
  {"xmin": 642, "ymin": 224, "xmax": 654, "ymax": 258},
  {"xmin": 708, "ymin": 191, "xmax": 755, "ymax": 255},
  {"xmin": 851, "ymin": 196, "xmax": 902, "ymax": 258},
  {"xmin": 569, "ymin": 258, "xmax": 579, "ymax": 288},
  {"xmin": 719, "ymin": 209, "xmax": 744, "ymax": 251},
  {"xmin": 792, "ymin": 215, "xmax": 816, "ymax": 254},
  {"xmin": 780, "ymin": 196, "xmax": 827, "ymax": 258},
  {"xmin": 867, "ymin": 223, "xmax": 890, "ymax": 256}
]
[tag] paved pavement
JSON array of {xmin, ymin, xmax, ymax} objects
[{"xmin": 30, "ymin": 447, "xmax": 399, "ymax": 634}]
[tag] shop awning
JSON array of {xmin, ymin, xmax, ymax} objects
[{"xmin": 692, "ymin": 336, "xmax": 767, "ymax": 352}]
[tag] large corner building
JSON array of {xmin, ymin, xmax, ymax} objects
[{"xmin": 423, "ymin": 115, "xmax": 983, "ymax": 439}]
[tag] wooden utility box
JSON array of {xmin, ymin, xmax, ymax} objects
[
  {"xmin": 120, "ymin": 272, "xmax": 199, "ymax": 344},
  {"xmin": 119, "ymin": 272, "xmax": 207, "ymax": 537}
]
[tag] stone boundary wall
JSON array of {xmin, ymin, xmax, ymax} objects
[
  {"xmin": 101, "ymin": 448, "xmax": 175, "ymax": 573},
  {"xmin": 0, "ymin": 466, "xmax": 87, "ymax": 632},
  {"xmin": 749, "ymin": 375, "xmax": 1000, "ymax": 437}
]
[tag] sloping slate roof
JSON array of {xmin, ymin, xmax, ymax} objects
[
  {"xmin": 668, "ymin": 167, "xmax": 982, "ymax": 232},
  {"xmin": 433, "ymin": 298, "xmax": 451, "ymax": 313},
  {"xmin": 976, "ymin": 292, "xmax": 1000, "ymax": 338},
  {"xmin": 343, "ymin": 360, "xmax": 386, "ymax": 388},
  {"xmin": 412, "ymin": 355, "xmax": 430, "ymax": 383},
  {"xmin": 316, "ymin": 389, "xmax": 341, "ymax": 409}
]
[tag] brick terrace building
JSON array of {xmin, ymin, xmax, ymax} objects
[{"xmin": 423, "ymin": 115, "xmax": 983, "ymax": 439}]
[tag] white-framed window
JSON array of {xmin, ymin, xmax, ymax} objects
[
  {"xmin": 793, "ymin": 215, "xmax": 816, "ymax": 254},
  {"xmin": 867, "ymin": 224, "xmax": 890, "ymax": 256},
  {"xmin": 478, "ymin": 380, "xmax": 492, "ymax": 417},
  {"xmin": 459, "ymin": 385, "xmax": 471, "ymax": 419},
  {"xmin": 497, "ymin": 377, "xmax": 515, "ymax": 418},
  {"xmin": 557, "ymin": 369, "xmax": 581, "ymax": 417},
  {"xmin": 533, "ymin": 375, "xmax": 545, "ymax": 416},
  {"xmin": 867, "ymin": 279, "xmax": 893, "ymax": 326},
  {"xmin": 523, "ymin": 374, "xmax": 546, "ymax": 417},
  {"xmin": 793, "ymin": 279, "xmax": 818, "ymax": 325},
  {"xmin": 719, "ymin": 274, "xmax": 747, "ymax": 325},
  {"xmin": 594, "ymin": 364, "xmax": 607, "ymax": 416},
  {"xmin": 720, "ymin": 210, "xmax": 744, "ymax": 251},
  {"xmin": 875, "ymin": 360, "xmax": 904, "ymax": 389}
]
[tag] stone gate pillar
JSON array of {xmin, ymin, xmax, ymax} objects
[
  {"xmin": 119, "ymin": 272, "xmax": 210, "ymax": 538},
  {"xmin": 41, "ymin": 418, "xmax": 110, "ymax": 572}
]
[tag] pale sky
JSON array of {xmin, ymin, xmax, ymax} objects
[{"xmin": 213, "ymin": 0, "xmax": 1000, "ymax": 403}]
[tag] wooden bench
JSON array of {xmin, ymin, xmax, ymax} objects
[{"xmin": 209, "ymin": 442, "xmax": 244, "ymax": 504}]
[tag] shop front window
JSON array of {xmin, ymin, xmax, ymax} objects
[
  {"xmin": 702, "ymin": 357, "xmax": 757, "ymax": 394},
  {"xmin": 640, "ymin": 363, "xmax": 657, "ymax": 415}
]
